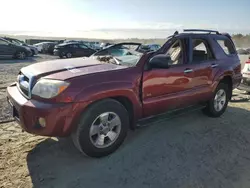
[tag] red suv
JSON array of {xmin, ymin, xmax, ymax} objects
[{"xmin": 7, "ymin": 29, "xmax": 242, "ymax": 158}]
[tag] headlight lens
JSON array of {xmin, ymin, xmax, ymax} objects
[{"xmin": 32, "ymin": 79, "xmax": 70, "ymax": 99}]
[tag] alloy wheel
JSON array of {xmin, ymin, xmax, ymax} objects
[
  {"xmin": 89, "ymin": 112, "xmax": 121, "ymax": 148},
  {"xmin": 214, "ymin": 89, "xmax": 226, "ymax": 112}
]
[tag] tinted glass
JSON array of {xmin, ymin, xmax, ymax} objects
[
  {"xmin": 165, "ymin": 40, "xmax": 183, "ymax": 65},
  {"xmin": 216, "ymin": 39, "xmax": 236, "ymax": 55},
  {"xmin": 0, "ymin": 39, "xmax": 9, "ymax": 45},
  {"xmin": 191, "ymin": 39, "xmax": 215, "ymax": 62}
]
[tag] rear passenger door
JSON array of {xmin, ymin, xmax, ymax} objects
[{"xmin": 189, "ymin": 37, "xmax": 219, "ymax": 102}]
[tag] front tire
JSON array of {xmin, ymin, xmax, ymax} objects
[
  {"xmin": 72, "ymin": 99, "xmax": 129, "ymax": 158},
  {"xmin": 66, "ymin": 52, "xmax": 72, "ymax": 58},
  {"xmin": 31, "ymin": 50, "xmax": 35, "ymax": 56},
  {"xmin": 202, "ymin": 83, "xmax": 229, "ymax": 117}
]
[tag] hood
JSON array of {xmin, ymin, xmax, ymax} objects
[{"xmin": 20, "ymin": 57, "xmax": 128, "ymax": 80}]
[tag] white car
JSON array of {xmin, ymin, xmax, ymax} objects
[
  {"xmin": 33, "ymin": 42, "xmax": 46, "ymax": 52},
  {"xmin": 33, "ymin": 42, "xmax": 53, "ymax": 53},
  {"xmin": 238, "ymin": 56, "xmax": 250, "ymax": 93}
]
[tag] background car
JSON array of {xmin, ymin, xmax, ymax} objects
[
  {"xmin": 40, "ymin": 42, "xmax": 58, "ymax": 54},
  {"xmin": 53, "ymin": 42, "xmax": 96, "ymax": 58},
  {"xmin": 91, "ymin": 42, "xmax": 142, "ymax": 57},
  {"xmin": 0, "ymin": 37, "xmax": 32, "ymax": 59},
  {"xmin": 238, "ymin": 56, "xmax": 250, "ymax": 93},
  {"xmin": 33, "ymin": 42, "xmax": 54, "ymax": 53},
  {"xmin": 237, "ymin": 48, "xmax": 249, "ymax": 55},
  {"xmin": 99, "ymin": 42, "xmax": 115, "ymax": 49},
  {"xmin": 137, "ymin": 43, "xmax": 161, "ymax": 53},
  {"xmin": 3, "ymin": 37, "xmax": 38, "ymax": 56}
]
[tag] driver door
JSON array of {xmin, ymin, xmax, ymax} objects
[
  {"xmin": 0, "ymin": 39, "xmax": 14, "ymax": 57},
  {"xmin": 142, "ymin": 38, "xmax": 197, "ymax": 117}
]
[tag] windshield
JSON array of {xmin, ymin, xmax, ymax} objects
[
  {"xmin": 11, "ymin": 39, "xmax": 23, "ymax": 45},
  {"xmin": 93, "ymin": 51, "xmax": 143, "ymax": 67},
  {"xmin": 115, "ymin": 54, "xmax": 143, "ymax": 66}
]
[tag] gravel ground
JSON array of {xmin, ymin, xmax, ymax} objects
[{"xmin": 0, "ymin": 54, "xmax": 250, "ymax": 188}]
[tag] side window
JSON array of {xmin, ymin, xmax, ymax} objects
[
  {"xmin": 165, "ymin": 40, "xmax": 183, "ymax": 65},
  {"xmin": 79, "ymin": 44, "xmax": 88, "ymax": 49},
  {"xmin": 108, "ymin": 49, "xmax": 126, "ymax": 56},
  {"xmin": 69, "ymin": 44, "xmax": 78, "ymax": 48},
  {"xmin": 216, "ymin": 39, "xmax": 236, "ymax": 55},
  {"xmin": 0, "ymin": 40, "xmax": 8, "ymax": 45},
  {"xmin": 191, "ymin": 39, "xmax": 214, "ymax": 62}
]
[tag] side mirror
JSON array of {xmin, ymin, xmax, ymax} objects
[{"xmin": 148, "ymin": 54, "xmax": 171, "ymax": 69}]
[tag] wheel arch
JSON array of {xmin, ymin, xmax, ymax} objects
[
  {"xmin": 213, "ymin": 74, "xmax": 233, "ymax": 100},
  {"xmin": 65, "ymin": 80, "xmax": 143, "ymax": 135},
  {"xmin": 219, "ymin": 75, "xmax": 233, "ymax": 99}
]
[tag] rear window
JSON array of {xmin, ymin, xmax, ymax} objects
[{"xmin": 216, "ymin": 39, "xmax": 236, "ymax": 55}]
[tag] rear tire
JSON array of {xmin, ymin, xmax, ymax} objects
[
  {"xmin": 202, "ymin": 83, "xmax": 229, "ymax": 117},
  {"xmin": 15, "ymin": 51, "xmax": 26, "ymax": 60},
  {"xmin": 71, "ymin": 99, "xmax": 129, "ymax": 158}
]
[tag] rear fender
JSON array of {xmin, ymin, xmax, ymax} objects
[{"xmin": 212, "ymin": 69, "xmax": 233, "ymax": 92}]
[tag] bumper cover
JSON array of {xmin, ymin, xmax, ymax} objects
[{"xmin": 6, "ymin": 83, "xmax": 75, "ymax": 137}]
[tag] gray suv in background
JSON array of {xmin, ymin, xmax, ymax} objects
[
  {"xmin": 3, "ymin": 37, "xmax": 38, "ymax": 56},
  {"xmin": 0, "ymin": 38, "xmax": 32, "ymax": 59}
]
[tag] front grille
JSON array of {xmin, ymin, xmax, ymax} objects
[{"xmin": 17, "ymin": 72, "xmax": 34, "ymax": 98}]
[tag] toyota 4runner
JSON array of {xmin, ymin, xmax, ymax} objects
[{"xmin": 7, "ymin": 29, "xmax": 242, "ymax": 157}]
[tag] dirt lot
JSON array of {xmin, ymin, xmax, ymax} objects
[{"xmin": 0, "ymin": 55, "xmax": 250, "ymax": 188}]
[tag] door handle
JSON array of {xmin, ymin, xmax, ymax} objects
[
  {"xmin": 211, "ymin": 63, "xmax": 219, "ymax": 68},
  {"xmin": 184, "ymin": 69, "xmax": 193, "ymax": 73}
]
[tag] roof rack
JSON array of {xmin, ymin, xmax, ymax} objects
[{"xmin": 183, "ymin": 29, "xmax": 220, "ymax": 34}]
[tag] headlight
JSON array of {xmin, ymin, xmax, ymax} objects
[{"xmin": 32, "ymin": 79, "xmax": 70, "ymax": 99}]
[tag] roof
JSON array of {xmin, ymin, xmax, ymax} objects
[{"xmin": 168, "ymin": 29, "xmax": 231, "ymax": 39}]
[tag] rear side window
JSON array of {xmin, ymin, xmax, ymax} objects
[
  {"xmin": 216, "ymin": 39, "xmax": 236, "ymax": 55},
  {"xmin": 191, "ymin": 39, "xmax": 215, "ymax": 62}
]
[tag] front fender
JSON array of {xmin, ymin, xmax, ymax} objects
[{"xmin": 74, "ymin": 81, "xmax": 143, "ymax": 120}]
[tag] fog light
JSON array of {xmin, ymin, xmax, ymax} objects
[{"xmin": 38, "ymin": 117, "xmax": 46, "ymax": 128}]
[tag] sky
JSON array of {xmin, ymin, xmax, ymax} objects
[{"xmin": 0, "ymin": 0, "xmax": 250, "ymax": 39}]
